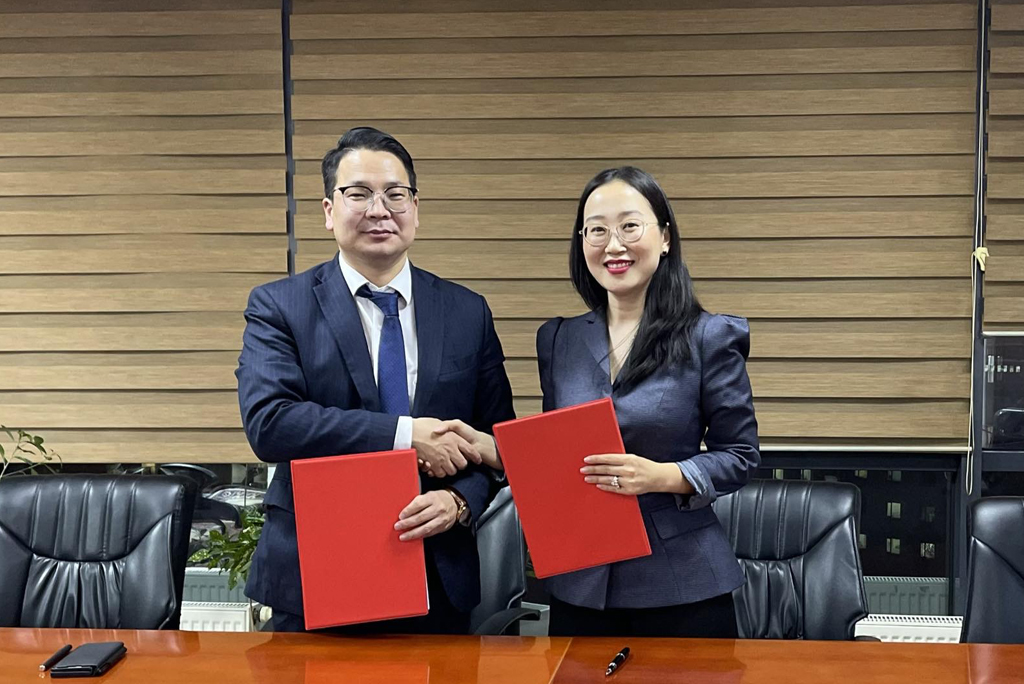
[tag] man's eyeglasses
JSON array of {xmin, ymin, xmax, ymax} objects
[
  {"xmin": 333, "ymin": 185, "xmax": 417, "ymax": 213},
  {"xmin": 579, "ymin": 219, "xmax": 659, "ymax": 247}
]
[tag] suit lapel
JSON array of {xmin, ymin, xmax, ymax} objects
[
  {"xmin": 312, "ymin": 257, "xmax": 380, "ymax": 411},
  {"xmin": 411, "ymin": 266, "xmax": 444, "ymax": 416},
  {"xmin": 583, "ymin": 309, "xmax": 611, "ymax": 379}
]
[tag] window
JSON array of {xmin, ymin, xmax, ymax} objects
[{"xmin": 755, "ymin": 467, "xmax": 951, "ymax": 579}]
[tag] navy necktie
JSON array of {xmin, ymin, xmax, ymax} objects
[{"xmin": 356, "ymin": 285, "xmax": 409, "ymax": 415}]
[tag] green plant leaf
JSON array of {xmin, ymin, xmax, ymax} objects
[
  {"xmin": 183, "ymin": 508, "xmax": 264, "ymax": 590},
  {"xmin": 188, "ymin": 548, "xmax": 210, "ymax": 564},
  {"xmin": 0, "ymin": 428, "xmax": 62, "ymax": 483}
]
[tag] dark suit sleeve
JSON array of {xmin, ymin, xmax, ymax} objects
[
  {"xmin": 675, "ymin": 315, "xmax": 761, "ymax": 510},
  {"xmin": 536, "ymin": 317, "xmax": 564, "ymax": 413},
  {"xmin": 470, "ymin": 298, "xmax": 516, "ymax": 432},
  {"xmin": 235, "ymin": 285, "xmax": 398, "ymax": 463},
  {"xmin": 448, "ymin": 297, "xmax": 516, "ymax": 524}
]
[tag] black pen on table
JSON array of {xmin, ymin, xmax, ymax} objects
[
  {"xmin": 605, "ymin": 646, "xmax": 630, "ymax": 676},
  {"xmin": 39, "ymin": 644, "xmax": 72, "ymax": 672}
]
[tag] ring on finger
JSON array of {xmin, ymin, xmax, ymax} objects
[{"xmin": 611, "ymin": 475, "xmax": 621, "ymax": 488}]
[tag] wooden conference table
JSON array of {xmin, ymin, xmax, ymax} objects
[{"xmin": 2, "ymin": 628, "xmax": 1023, "ymax": 684}]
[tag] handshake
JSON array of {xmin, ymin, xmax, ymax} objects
[{"xmin": 411, "ymin": 418, "xmax": 501, "ymax": 478}]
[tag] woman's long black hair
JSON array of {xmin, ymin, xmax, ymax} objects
[{"xmin": 569, "ymin": 166, "xmax": 705, "ymax": 393}]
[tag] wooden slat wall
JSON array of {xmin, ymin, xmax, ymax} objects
[
  {"xmin": 1, "ymin": 0, "xmax": 980, "ymax": 462},
  {"xmin": 291, "ymin": 0, "xmax": 976, "ymax": 448},
  {"xmin": 0, "ymin": 1, "xmax": 287, "ymax": 463},
  {"xmin": 987, "ymin": 0, "xmax": 1024, "ymax": 329}
]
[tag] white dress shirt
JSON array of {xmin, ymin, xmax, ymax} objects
[{"xmin": 338, "ymin": 254, "xmax": 418, "ymax": 450}]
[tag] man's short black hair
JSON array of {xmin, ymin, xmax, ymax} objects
[{"xmin": 321, "ymin": 126, "xmax": 417, "ymax": 199}]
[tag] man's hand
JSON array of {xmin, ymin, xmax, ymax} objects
[
  {"xmin": 412, "ymin": 417, "xmax": 481, "ymax": 477},
  {"xmin": 395, "ymin": 490, "xmax": 458, "ymax": 541},
  {"xmin": 432, "ymin": 419, "xmax": 502, "ymax": 471}
]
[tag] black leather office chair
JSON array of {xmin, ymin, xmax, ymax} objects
[
  {"xmin": 961, "ymin": 497, "xmax": 1024, "ymax": 644},
  {"xmin": 470, "ymin": 486, "xmax": 539, "ymax": 635},
  {"xmin": 714, "ymin": 479, "xmax": 869, "ymax": 640},
  {"xmin": 0, "ymin": 474, "xmax": 196, "ymax": 629}
]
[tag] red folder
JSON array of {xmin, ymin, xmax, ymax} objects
[
  {"xmin": 493, "ymin": 398, "xmax": 651, "ymax": 578},
  {"xmin": 291, "ymin": 449, "xmax": 428, "ymax": 630}
]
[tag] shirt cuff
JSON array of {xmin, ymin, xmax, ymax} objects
[
  {"xmin": 393, "ymin": 416, "xmax": 413, "ymax": 450},
  {"xmin": 675, "ymin": 460, "xmax": 715, "ymax": 510}
]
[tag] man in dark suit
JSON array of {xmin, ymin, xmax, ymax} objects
[{"xmin": 236, "ymin": 127, "xmax": 515, "ymax": 634}]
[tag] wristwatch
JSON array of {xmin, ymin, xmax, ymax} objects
[{"xmin": 445, "ymin": 488, "xmax": 471, "ymax": 527}]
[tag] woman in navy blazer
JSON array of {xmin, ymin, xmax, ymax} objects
[{"xmin": 537, "ymin": 166, "xmax": 760, "ymax": 638}]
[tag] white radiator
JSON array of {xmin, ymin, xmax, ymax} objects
[
  {"xmin": 863, "ymin": 576, "xmax": 949, "ymax": 616},
  {"xmin": 179, "ymin": 601, "xmax": 253, "ymax": 632},
  {"xmin": 182, "ymin": 567, "xmax": 248, "ymax": 603},
  {"xmin": 855, "ymin": 614, "xmax": 963, "ymax": 643}
]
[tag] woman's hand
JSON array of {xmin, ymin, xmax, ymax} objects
[
  {"xmin": 431, "ymin": 419, "xmax": 502, "ymax": 471},
  {"xmin": 581, "ymin": 454, "xmax": 694, "ymax": 496}
]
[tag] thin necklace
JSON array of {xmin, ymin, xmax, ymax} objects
[
  {"xmin": 608, "ymin": 321, "xmax": 641, "ymax": 377},
  {"xmin": 610, "ymin": 324, "xmax": 640, "ymax": 353}
]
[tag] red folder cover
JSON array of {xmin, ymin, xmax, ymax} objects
[
  {"xmin": 291, "ymin": 449, "xmax": 428, "ymax": 630},
  {"xmin": 493, "ymin": 397, "xmax": 651, "ymax": 578}
]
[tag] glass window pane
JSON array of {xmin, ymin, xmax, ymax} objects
[
  {"xmin": 983, "ymin": 334, "xmax": 1024, "ymax": 451},
  {"xmin": 755, "ymin": 467, "xmax": 952, "ymax": 616},
  {"xmin": 982, "ymin": 471, "xmax": 1024, "ymax": 497}
]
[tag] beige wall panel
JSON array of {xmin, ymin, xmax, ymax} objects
[
  {"xmin": 295, "ymin": 197, "xmax": 973, "ymax": 240},
  {"xmin": 12, "ymin": 430, "xmax": 256, "ymax": 464},
  {"xmin": 0, "ymin": 392, "xmax": 242, "ymax": 429},
  {"xmin": 0, "ymin": 10, "xmax": 281, "ymax": 38},
  {"xmin": 1, "ymin": 0, "xmax": 979, "ymax": 458},
  {"xmin": 0, "ymin": 313, "xmax": 245, "ymax": 352},
  {"xmin": 0, "ymin": 274, "xmax": 281, "ymax": 313},
  {"xmin": 0, "ymin": 2, "xmax": 286, "ymax": 463},
  {"xmin": 292, "ymin": 47, "xmax": 974, "ymax": 80},
  {"xmin": 985, "ymin": 2, "xmax": 1024, "ymax": 329},
  {"xmin": 0, "ymin": 236, "xmax": 285, "ymax": 274},
  {"xmin": 291, "ymin": 5, "xmax": 975, "ymax": 39},
  {"xmin": 296, "ymin": 237, "xmax": 971, "ymax": 280}
]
